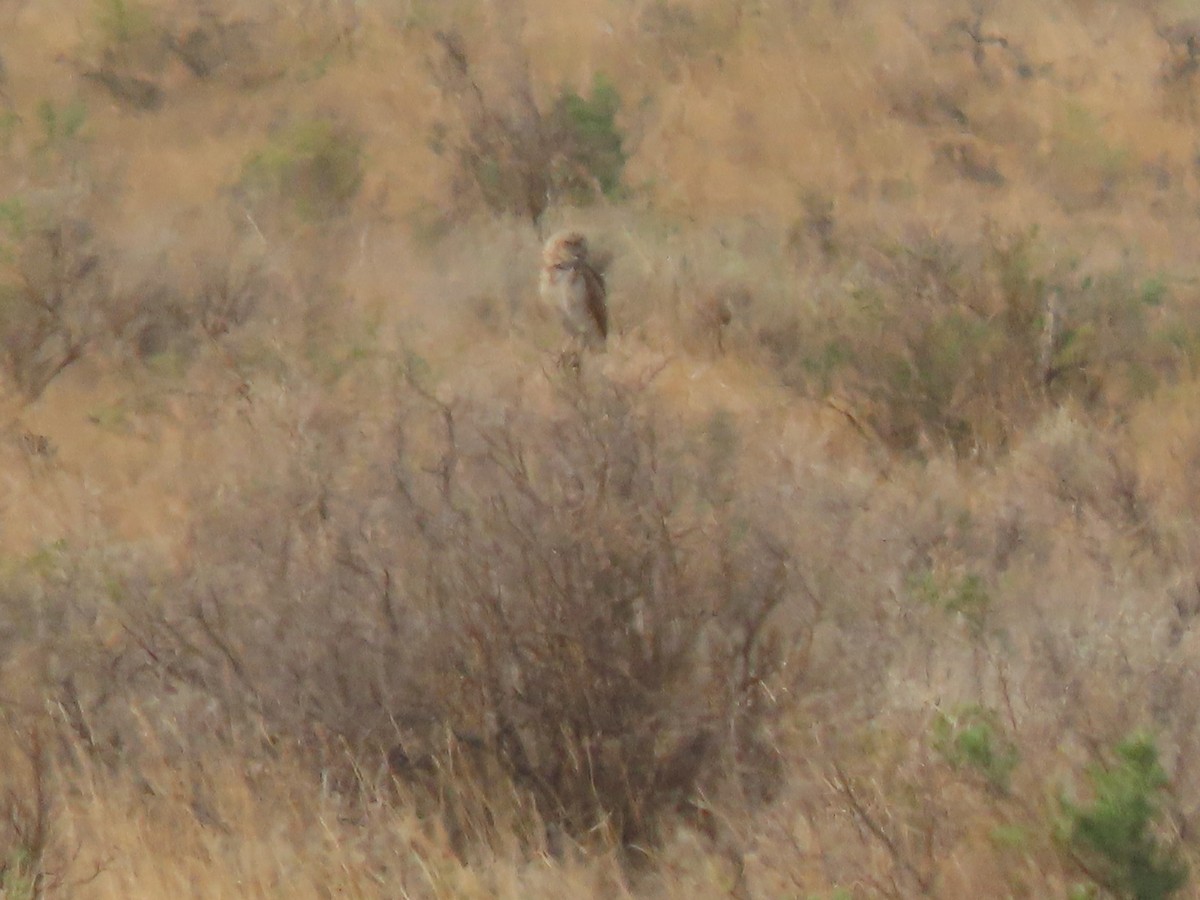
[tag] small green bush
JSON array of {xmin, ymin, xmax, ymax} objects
[
  {"xmin": 431, "ymin": 30, "xmax": 626, "ymax": 224},
  {"xmin": 94, "ymin": 0, "xmax": 153, "ymax": 49},
  {"xmin": 1060, "ymin": 733, "xmax": 1187, "ymax": 900},
  {"xmin": 932, "ymin": 704, "xmax": 1018, "ymax": 794},
  {"xmin": 818, "ymin": 228, "xmax": 1050, "ymax": 456},
  {"xmin": 0, "ymin": 111, "xmax": 20, "ymax": 154},
  {"xmin": 36, "ymin": 99, "xmax": 87, "ymax": 153},
  {"xmin": 1046, "ymin": 101, "xmax": 1131, "ymax": 210},
  {"xmin": 550, "ymin": 74, "xmax": 626, "ymax": 202},
  {"xmin": 767, "ymin": 226, "xmax": 1200, "ymax": 458},
  {"xmin": 241, "ymin": 119, "xmax": 363, "ymax": 222},
  {"xmin": 0, "ymin": 198, "xmax": 24, "ymax": 265},
  {"xmin": 909, "ymin": 569, "xmax": 992, "ymax": 636}
]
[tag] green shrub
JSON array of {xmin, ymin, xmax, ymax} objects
[
  {"xmin": 241, "ymin": 118, "xmax": 363, "ymax": 222},
  {"xmin": 0, "ymin": 198, "xmax": 23, "ymax": 265},
  {"xmin": 0, "ymin": 111, "xmax": 19, "ymax": 155},
  {"xmin": 932, "ymin": 704, "xmax": 1018, "ymax": 794},
  {"xmin": 35, "ymin": 99, "xmax": 87, "ymax": 153},
  {"xmin": 430, "ymin": 30, "xmax": 626, "ymax": 224},
  {"xmin": 773, "ymin": 226, "xmax": 1200, "ymax": 457},
  {"xmin": 550, "ymin": 74, "xmax": 626, "ymax": 202},
  {"xmin": 1045, "ymin": 101, "xmax": 1131, "ymax": 210},
  {"xmin": 1060, "ymin": 734, "xmax": 1187, "ymax": 900},
  {"xmin": 909, "ymin": 569, "xmax": 992, "ymax": 637},
  {"xmin": 823, "ymin": 229, "xmax": 1050, "ymax": 456},
  {"xmin": 94, "ymin": 0, "xmax": 153, "ymax": 49}
]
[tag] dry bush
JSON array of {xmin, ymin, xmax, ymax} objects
[
  {"xmin": 0, "ymin": 724, "xmax": 53, "ymax": 900},
  {"xmin": 106, "ymin": 364, "xmax": 812, "ymax": 854},
  {"xmin": 77, "ymin": 0, "xmax": 167, "ymax": 111},
  {"xmin": 0, "ymin": 193, "xmax": 277, "ymax": 394},
  {"xmin": 0, "ymin": 208, "xmax": 107, "ymax": 399},
  {"xmin": 748, "ymin": 223, "xmax": 1200, "ymax": 459},
  {"xmin": 79, "ymin": 0, "xmax": 345, "ymax": 108},
  {"xmin": 106, "ymin": 214, "xmax": 276, "ymax": 369},
  {"xmin": 635, "ymin": 2, "xmax": 743, "ymax": 81},
  {"xmin": 384, "ymin": 368, "xmax": 806, "ymax": 847},
  {"xmin": 751, "ymin": 225, "xmax": 1051, "ymax": 455}
]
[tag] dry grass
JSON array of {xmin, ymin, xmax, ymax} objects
[{"xmin": 5, "ymin": 0, "xmax": 1200, "ymax": 896}]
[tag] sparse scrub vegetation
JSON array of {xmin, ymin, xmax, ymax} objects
[
  {"xmin": 240, "ymin": 117, "xmax": 364, "ymax": 223},
  {"xmin": 0, "ymin": 727, "xmax": 52, "ymax": 900},
  {"xmin": 101, "ymin": 367, "xmax": 803, "ymax": 853},
  {"xmin": 0, "ymin": 211, "xmax": 106, "ymax": 398},
  {"xmin": 6, "ymin": 1, "xmax": 1200, "ymax": 897},
  {"xmin": 431, "ymin": 27, "xmax": 627, "ymax": 226}
]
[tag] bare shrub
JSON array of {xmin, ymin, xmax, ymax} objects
[
  {"xmin": 164, "ymin": 12, "xmax": 269, "ymax": 84},
  {"xmin": 0, "ymin": 208, "xmax": 107, "ymax": 399},
  {"xmin": 387, "ymin": 369, "xmax": 805, "ymax": 846},
  {"xmin": 0, "ymin": 194, "xmax": 275, "ymax": 392},
  {"xmin": 633, "ymin": 2, "xmax": 743, "ymax": 81},
  {"xmin": 121, "ymin": 365, "xmax": 811, "ymax": 851},
  {"xmin": 107, "ymin": 224, "xmax": 274, "ymax": 367},
  {"xmin": 1157, "ymin": 17, "xmax": 1200, "ymax": 121}
]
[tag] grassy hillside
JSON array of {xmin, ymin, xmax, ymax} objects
[{"xmin": 4, "ymin": 0, "xmax": 1200, "ymax": 896}]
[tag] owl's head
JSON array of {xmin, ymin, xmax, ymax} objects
[{"xmin": 543, "ymin": 231, "xmax": 588, "ymax": 269}]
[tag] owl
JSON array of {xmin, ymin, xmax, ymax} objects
[{"xmin": 539, "ymin": 231, "xmax": 608, "ymax": 349}]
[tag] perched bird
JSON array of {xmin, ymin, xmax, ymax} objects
[{"xmin": 539, "ymin": 231, "xmax": 608, "ymax": 349}]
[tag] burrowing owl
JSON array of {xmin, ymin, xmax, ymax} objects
[{"xmin": 539, "ymin": 231, "xmax": 608, "ymax": 349}]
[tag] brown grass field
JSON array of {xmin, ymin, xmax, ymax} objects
[{"xmin": 7, "ymin": 0, "xmax": 1200, "ymax": 896}]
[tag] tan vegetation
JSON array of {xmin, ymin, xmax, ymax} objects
[{"xmin": 4, "ymin": 0, "xmax": 1200, "ymax": 896}]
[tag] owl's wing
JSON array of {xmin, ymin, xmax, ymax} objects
[
  {"xmin": 581, "ymin": 264, "xmax": 608, "ymax": 339},
  {"xmin": 589, "ymin": 248, "xmax": 613, "ymax": 277}
]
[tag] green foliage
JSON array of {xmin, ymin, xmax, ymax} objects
[
  {"xmin": 0, "ymin": 198, "xmax": 24, "ymax": 266},
  {"xmin": 36, "ymin": 99, "xmax": 87, "ymax": 150},
  {"xmin": 0, "ymin": 848, "xmax": 40, "ymax": 900},
  {"xmin": 910, "ymin": 569, "xmax": 992, "ymax": 636},
  {"xmin": 0, "ymin": 198, "xmax": 25, "ymax": 238},
  {"xmin": 990, "ymin": 823, "xmax": 1030, "ymax": 849},
  {"xmin": 776, "ymin": 224, "xmax": 1200, "ymax": 457},
  {"xmin": 932, "ymin": 704, "xmax": 1018, "ymax": 793},
  {"xmin": 1140, "ymin": 275, "xmax": 1168, "ymax": 308},
  {"xmin": 93, "ymin": 0, "xmax": 153, "ymax": 48},
  {"xmin": 1060, "ymin": 733, "xmax": 1187, "ymax": 900},
  {"xmin": 701, "ymin": 408, "xmax": 739, "ymax": 505},
  {"xmin": 241, "ymin": 119, "xmax": 363, "ymax": 221},
  {"xmin": 802, "ymin": 338, "xmax": 852, "ymax": 393},
  {"xmin": 1049, "ymin": 269, "xmax": 1199, "ymax": 404},
  {"xmin": 1046, "ymin": 101, "xmax": 1131, "ymax": 209},
  {"xmin": 836, "ymin": 228, "xmax": 1051, "ymax": 455},
  {"xmin": 431, "ymin": 30, "xmax": 625, "ymax": 222},
  {"xmin": 551, "ymin": 73, "xmax": 626, "ymax": 201},
  {"xmin": 0, "ymin": 111, "xmax": 19, "ymax": 154}
]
